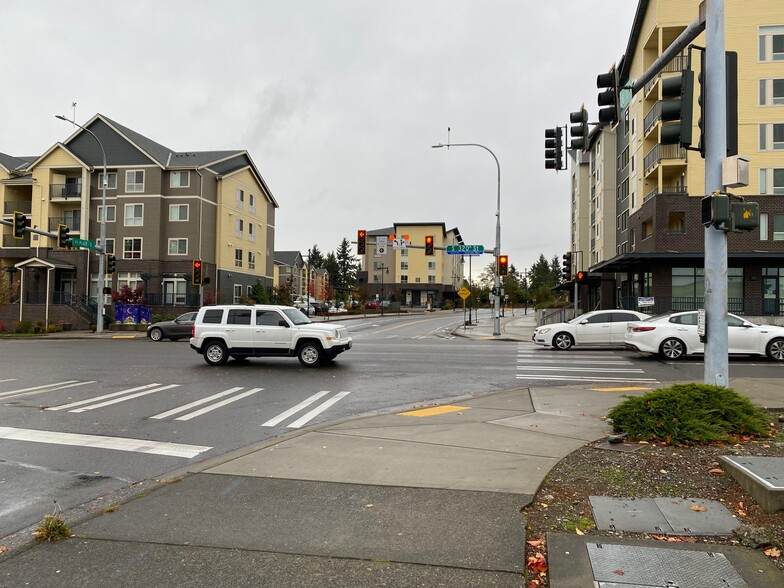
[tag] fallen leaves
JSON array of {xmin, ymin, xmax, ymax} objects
[
  {"xmin": 764, "ymin": 546, "xmax": 781, "ymax": 558},
  {"xmin": 526, "ymin": 538, "xmax": 548, "ymax": 587},
  {"xmin": 689, "ymin": 505, "xmax": 707, "ymax": 512},
  {"xmin": 708, "ymin": 468, "xmax": 723, "ymax": 474}
]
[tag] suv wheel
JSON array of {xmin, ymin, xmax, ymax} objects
[
  {"xmin": 203, "ymin": 341, "xmax": 229, "ymax": 366},
  {"xmin": 298, "ymin": 342, "xmax": 324, "ymax": 367}
]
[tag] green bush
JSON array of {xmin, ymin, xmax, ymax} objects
[
  {"xmin": 13, "ymin": 320, "xmax": 33, "ymax": 334},
  {"xmin": 607, "ymin": 383, "xmax": 770, "ymax": 445}
]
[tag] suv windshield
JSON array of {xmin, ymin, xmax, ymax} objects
[{"xmin": 282, "ymin": 308, "xmax": 312, "ymax": 325}]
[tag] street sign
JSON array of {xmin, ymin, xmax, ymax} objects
[
  {"xmin": 447, "ymin": 244, "xmax": 484, "ymax": 255},
  {"xmin": 392, "ymin": 238, "xmax": 408, "ymax": 250},
  {"xmin": 457, "ymin": 287, "xmax": 471, "ymax": 300},
  {"xmin": 69, "ymin": 237, "xmax": 97, "ymax": 250}
]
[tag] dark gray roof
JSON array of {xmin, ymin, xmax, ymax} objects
[
  {"xmin": 0, "ymin": 152, "xmax": 35, "ymax": 173},
  {"xmin": 368, "ymin": 227, "xmax": 395, "ymax": 236},
  {"xmin": 169, "ymin": 151, "xmax": 243, "ymax": 167},
  {"xmin": 101, "ymin": 114, "xmax": 174, "ymax": 166},
  {"xmin": 274, "ymin": 251, "xmax": 304, "ymax": 266}
]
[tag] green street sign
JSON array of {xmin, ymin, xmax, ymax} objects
[
  {"xmin": 446, "ymin": 244, "xmax": 484, "ymax": 255},
  {"xmin": 69, "ymin": 237, "xmax": 97, "ymax": 250}
]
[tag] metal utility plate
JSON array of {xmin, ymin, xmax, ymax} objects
[
  {"xmin": 722, "ymin": 456, "xmax": 784, "ymax": 489},
  {"xmin": 590, "ymin": 496, "xmax": 740, "ymax": 535},
  {"xmin": 588, "ymin": 543, "xmax": 749, "ymax": 588}
]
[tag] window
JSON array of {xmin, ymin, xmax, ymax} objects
[
  {"xmin": 235, "ymin": 249, "xmax": 243, "ymax": 267},
  {"xmin": 641, "ymin": 218, "xmax": 653, "ymax": 239},
  {"xmin": 760, "ymin": 79, "xmax": 784, "ymax": 105},
  {"xmin": 248, "ymin": 223, "xmax": 255, "ymax": 242},
  {"xmin": 203, "ymin": 309, "xmax": 224, "ymax": 323},
  {"xmin": 98, "ymin": 172, "xmax": 117, "ymax": 189},
  {"xmin": 98, "ymin": 238, "xmax": 115, "ymax": 255},
  {"xmin": 672, "ymin": 267, "xmax": 704, "ymax": 299},
  {"xmin": 236, "ymin": 189, "xmax": 244, "ymax": 208},
  {"xmin": 126, "ymin": 170, "xmax": 144, "ymax": 192},
  {"xmin": 256, "ymin": 310, "xmax": 282, "ymax": 326},
  {"xmin": 233, "ymin": 285, "xmax": 243, "ymax": 304},
  {"xmin": 124, "ymin": 204, "xmax": 143, "ymax": 226},
  {"xmin": 248, "ymin": 251, "xmax": 256, "ymax": 270},
  {"xmin": 760, "ymin": 168, "xmax": 784, "ymax": 194},
  {"xmin": 227, "ymin": 309, "xmax": 251, "ymax": 325},
  {"xmin": 249, "ymin": 194, "xmax": 256, "ymax": 213},
  {"xmin": 400, "ymin": 275, "xmax": 408, "ymax": 283},
  {"xmin": 401, "ymin": 248, "xmax": 408, "ymax": 257},
  {"xmin": 761, "ymin": 212, "xmax": 769, "ymax": 240},
  {"xmin": 169, "ymin": 204, "xmax": 188, "ymax": 221},
  {"xmin": 400, "ymin": 262, "xmax": 408, "ymax": 271},
  {"xmin": 235, "ymin": 219, "xmax": 244, "ymax": 238},
  {"xmin": 123, "ymin": 238, "xmax": 142, "ymax": 259},
  {"xmin": 168, "ymin": 238, "xmax": 187, "ymax": 255},
  {"xmin": 759, "ymin": 123, "xmax": 784, "ymax": 150},
  {"xmin": 117, "ymin": 272, "xmax": 143, "ymax": 291},
  {"xmin": 759, "ymin": 26, "xmax": 784, "ymax": 62},
  {"xmin": 774, "ymin": 214, "xmax": 784, "ymax": 240},
  {"xmin": 668, "ymin": 212, "xmax": 685, "ymax": 233},
  {"xmin": 428, "ymin": 275, "xmax": 435, "ymax": 284},
  {"xmin": 98, "ymin": 205, "xmax": 116, "ymax": 223},
  {"xmin": 170, "ymin": 171, "xmax": 190, "ymax": 188},
  {"xmin": 428, "ymin": 261, "xmax": 436, "ymax": 270}
]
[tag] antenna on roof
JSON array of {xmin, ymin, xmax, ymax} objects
[{"xmin": 71, "ymin": 102, "xmax": 77, "ymax": 124}]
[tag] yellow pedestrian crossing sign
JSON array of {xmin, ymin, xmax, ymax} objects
[{"xmin": 458, "ymin": 287, "xmax": 471, "ymax": 300}]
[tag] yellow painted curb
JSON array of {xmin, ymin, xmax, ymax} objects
[
  {"xmin": 591, "ymin": 386, "xmax": 653, "ymax": 392},
  {"xmin": 398, "ymin": 405, "xmax": 470, "ymax": 417}
]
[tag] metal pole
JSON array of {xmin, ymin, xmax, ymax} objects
[
  {"xmin": 432, "ymin": 142, "xmax": 501, "ymax": 335},
  {"xmin": 55, "ymin": 115, "xmax": 107, "ymax": 333},
  {"xmin": 703, "ymin": 0, "xmax": 728, "ymax": 387}
]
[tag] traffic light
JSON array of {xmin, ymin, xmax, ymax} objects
[
  {"xmin": 660, "ymin": 69, "xmax": 694, "ymax": 147},
  {"xmin": 498, "ymin": 255, "xmax": 509, "ymax": 276},
  {"xmin": 357, "ymin": 230, "xmax": 366, "ymax": 255},
  {"xmin": 562, "ymin": 252, "xmax": 572, "ymax": 281},
  {"xmin": 569, "ymin": 108, "xmax": 589, "ymax": 151},
  {"xmin": 576, "ymin": 271, "xmax": 587, "ymax": 283},
  {"xmin": 730, "ymin": 200, "xmax": 759, "ymax": 232},
  {"xmin": 597, "ymin": 67, "xmax": 620, "ymax": 125},
  {"xmin": 106, "ymin": 254, "xmax": 116, "ymax": 274},
  {"xmin": 57, "ymin": 224, "xmax": 70, "ymax": 248},
  {"xmin": 544, "ymin": 127, "xmax": 564, "ymax": 170},
  {"xmin": 424, "ymin": 235, "xmax": 434, "ymax": 256},
  {"xmin": 192, "ymin": 259, "xmax": 203, "ymax": 286},
  {"xmin": 695, "ymin": 50, "xmax": 738, "ymax": 158},
  {"xmin": 12, "ymin": 211, "xmax": 26, "ymax": 239}
]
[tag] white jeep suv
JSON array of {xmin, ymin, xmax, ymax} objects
[{"xmin": 189, "ymin": 304, "xmax": 352, "ymax": 367}]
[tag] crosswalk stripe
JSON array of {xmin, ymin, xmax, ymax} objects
[
  {"xmin": 261, "ymin": 390, "xmax": 332, "ymax": 427},
  {"xmin": 517, "ymin": 366, "xmax": 644, "ymax": 372},
  {"xmin": 46, "ymin": 383, "xmax": 163, "ymax": 411},
  {"xmin": 516, "ymin": 374, "xmax": 659, "ymax": 383},
  {"xmin": 149, "ymin": 387, "xmax": 245, "ymax": 420},
  {"xmin": 70, "ymin": 384, "xmax": 180, "ymax": 413},
  {"xmin": 287, "ymin": 391, "xmax": 351, "ymax": 429},
  {"xmin": 0, "ymin": 380, "xmax": 95, "ymax": 401},
  {"xmin": 0, "ymin": 426, "xmax": 210, "ymax": 458},
  {"xmin": 517, "ymin": 359, "xmax": 632, "ymax": 364},
  {"xmin": 0, "ymin": 379, "xmax": 17, "ymax": 384},
  {"xmin": 173, "ymin": 388, "xmax": 263, "ymax": 421}
]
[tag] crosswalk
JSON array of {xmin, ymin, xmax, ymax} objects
[{"xmin": 516, "ymin": 344, "xmax": 660, "ymax": 386}]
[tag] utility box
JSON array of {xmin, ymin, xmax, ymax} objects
[{"xmin": 722, "ymin": 154, "xmax": 749, "ymax": 188}]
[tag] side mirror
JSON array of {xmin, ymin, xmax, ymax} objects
[
  {"xmin": 579, "ymin": 319, "xmax": 588, "ymax": 325},
  {"xmin": 278, "ymin": 320, "xmax": 289, "ymax": 328}
]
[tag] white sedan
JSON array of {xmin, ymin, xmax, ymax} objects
[
  {"xmin": 624, "ymin": 311, "xmax": 784, "ymax": 361},
  {"xmin": 532, "ymin": 309, "xmax": 649, "ymax": 350}
]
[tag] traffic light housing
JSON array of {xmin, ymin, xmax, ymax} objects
[
  {"xmin": 576, "ymin": 271, "xmax": 587, "ymax": 283},
  {"xmin": 562, "ymin": 252, "xmax": 572, "ymax": 281},
  {"xmin": 701, "ymin": 193, "xmax": 730, "ymax": 228},
  {"xmin": 106, "ymin": 254, "xmax": 116, "ymax": 274},
  {"xmin": 545, "ymin": 127, "xmax": 564, "ymax": 170},
  {"xmin": 569, "ymin": 108, "xmax": 589, "ymax": 151},
  {"xmin": 498, "ymin": 255, "xmax": 509, "ymax": 276},
  {"xmin": 731, "ymin": 200, "xmax": 759, "ymax": 232},
  {"xmin": 660, "ymin": 69, "xmax": 694, "ymax": 147},
  {"xmin": 424, "ymin": 235, "xmax": 434, "ymax": 256},
  {"xmin": 357, "ymin": 230, "xmax": 366, "ymax": 255},
  {"xmin": 192, "ymin": 259, "xmax": 203, "ymax": 286},
  {"xmin": 13, "ymin": 211, "xmax": 27, "ymax": 239},
  {"xmin": 597, "ymin": 67, "xmax": 620, "ymax": 125},
  {"xmin": 57, "ymin": 224, "xmax": 70, "ymax": 248}
]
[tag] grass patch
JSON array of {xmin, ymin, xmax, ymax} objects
[
  {"xmin": 608, "ymin": 383, "xmax": 770, "ymax": 445},
  {"xmin": 33, "ymin": 516, "xmax": 72, "ymax": 542}
]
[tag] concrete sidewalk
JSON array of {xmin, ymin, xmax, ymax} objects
[{"xmin": 1, "ymin": 312, "xmax": 782, "ymax": 586}]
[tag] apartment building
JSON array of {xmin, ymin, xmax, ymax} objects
[
  {"xmin": 0, "ymin": 114, "xmax": 277, "ymax": 328},
  {"xmin": 357, "ymin": 222, "xmax": 465, "ymax": 307},
  {"xmin": 572, "ymin": 0, "xmax": 784, "ymax": 319}
]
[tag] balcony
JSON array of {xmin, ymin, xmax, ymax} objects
[
  {"xmin": 50, "ymin": 183, "xmax": 82, "ymax": 201},
  {"xmin": 49, "ymin": 215, "xmax": 81, "ymax": 233},
  {"xmin": 644, "ymin": 185, "xmax": 688, "ymax": 203},
  {"xmin": 643, "ymin": 53, "xmax": 688, "ymax": 97},
  {"xmin": 3, "ymin": 200, "xmax": 32, "ymax": 215},
  {"xmin": 644, "ymin": 144, "xmax": 686, "ymax": 176},
  {"xmin": 2, "ymin": 234, "xmax": 31, "ymax": 248}
]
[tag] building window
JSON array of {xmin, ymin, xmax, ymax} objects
[
  {"xmin": 401, "ymin": 248, "xmax": 408, "ymax": 257},
  {"xmin": 668, "ymin": 212, "xmax": 685, "ymax": 233},
  {"xmin": 97, "ymin": 238, "xmax": 115, "ymax": 255},
  {"xmin": 400, "ymin": 262, "xmax": 408, "ymax": 271},
  {"xmin": 759, "ymin": 123, "xmax": 784, "ymax": 150},
  {"xmin": 98, "ymin": 205, "xmax": 116, "ymax": 222},
  {"xmin": 760, "ymin": 168, "xmax": 784, "ymax": 194},
  {"xmin": 248, "ymin": 251, "xmax": 256, "ymax": 270},
  {"xmin": 235, "ymin": 219, "xmax": 244, "ymax": 238},
  {"xmin": 400, "ymin": 275, "xmax": 408, "ymax": 283},
  {"xmin": 123, "ymin": 238, "xmax": 142, "ymax": 259},
  {"xmin": 759, "ymin": 26, "xmax": 784, "ymax": 62},
  {"xmin": 249, "ymin": 194, "xmax": 256, "ymax": 213},
  {"xmin": 236, "ymin": 189, "xmax": 244, "ymax": 208},
  {"xmin": 126, "ymin": 170, "xmax": 144, "ymax": 192},
  {"xmin": 642, "ymin": 218, "xmax": 653, "ymax": 239},
  {"xmin": 170, "ymin": 171, "xmax": 190, "ymax": 188},
  {"xmin": 168, "ymin": 238, "xmax": 187, "ymax": 255},
  {"xmin": 774, "ymin": 214, "xmax": 784, "ymax": 240},
  {"xmin": 169, "ymin": 204, "xmax": 189, "ymax": 221},
  {"xmin": 760, "ymin": 79, "xmax": 784, "ymax": 105},
  {"xmin": 761, "ymin": 213, "xmax": 769, "ymax": 240},
  {"xmin": 428, "ymin": 261, "xmax": 436, "ymax": 270},
  {"xmin": 124, "ymin": 204, "xmax": 143, "ymax": 226},
  {"xmin": 427, "ymin": 275, "xmax": 436, "ymax": 284},
  {"xmin": 98, "ymin": 172, "xmax": 117, "ymax": 189},
  {"xmin": 248, "ymin": 223, "xmax": 256, "ymax": 242},
  {"xmin": 233, "ymin": 285, "xmax": 243, "ymax": 304},
  {"xmin": 235, "ymin": 248, "xmax": 243, "ymax": 267},
  {"xmin": 672, "ymin": 267, "xmax": 704, "ymax": 299}
]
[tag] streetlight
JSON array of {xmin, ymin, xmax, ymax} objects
[
  {"xmin": 56, "ymin": 114, "xmax": 108, "ymax": 333},
  {"xmin": 432, "ymin": 142, "xmax": 502, "ymax": 336}
]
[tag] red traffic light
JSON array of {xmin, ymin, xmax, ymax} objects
[
  {"xmin": 424, "ymin": 235, "xmax": 434, "ymax": 255},
  {"xmin": 194, "ymin": 261, "xmax": 202, "ymax": 269},
  {"xmin": 576, "ymin": 271, "xmax": 586, "ymax": 282}
]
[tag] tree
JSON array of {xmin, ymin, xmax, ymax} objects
[
  {"xmin": 0, "ymin": 271, "xmax": 19, "ymax": 308},
  {"xmin": 308, "ymin": 245, "xmax": 324, "ymax": 269},
  {"xmin": 334, "ymin": 238, "xmax": 358, "ymax": 303},
  {"xmin": 247, "ymin": 280, "xmax": 270, "ymax": 304}
]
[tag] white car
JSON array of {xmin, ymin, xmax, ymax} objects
[
  {"xmin": 532, "ymin": 309, "xmax": 649, "ymax": 350},
  {"xmin": 624, "ymin": 311, "xmax": 784, "ymax": 361}
]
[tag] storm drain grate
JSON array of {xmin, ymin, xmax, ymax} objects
[
  {"xmin": 590, "ymin": 496, "xmax": 740, "ymax": 535},
  {"xmin": 587, "ymin": 542, "xmax": 749, "ymax": 587}
]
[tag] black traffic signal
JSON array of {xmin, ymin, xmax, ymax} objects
[
  {"xmin": 597, "ymin": 67, "xmax": 620, "ymax": 125},
  {"xmin": 576, "ymin": 271, "xmax": 587, "ymax": 283},
  {"xmin": 660, "ymin": 69, "xmax": 694, "ymax": 147},
  {"xmin": 562, "ymin": 252, "xmax": 572, "ymax": 281},
  {"xmin": 569, "ymin": 108, "xmax": 589, "ymax": 151},
  {"xmin": 701, "ymin": 193, "xmax": 730, "ymax": 228},
  {"xmin": 357, "ymin": 230, "xmax": 366, "ymax": 255},
  {"xmin": 106, "ymin": 254, "xmax": 116, "ymax": 274},
  {"xmin": 57, "ymin": 224, "xmax": 70, "ymax": 248},
  {"xmin": 192, "ymin": 259, "xmax": 203, "ymax": 286},
  {"xmin": 424, "ymin": 235, "xmax": 434, "ymax": 256},
  {"xmin": 13, "ymin": 211, "xmax": 27, "ymax": 239},
  {"xmin": 730, "ymin": 200, "xmax": 759, "ymax": 232},
  {"xmin": 545, "ymin": 127, "xmax": 564, "ymax": 170},
  {"xmin": 498, "ymin": 255, "xmax": 509, "ymax": 276},
  {"xmin": 695, "ymin": 50, "xmax": 738, "ymax": 158}
]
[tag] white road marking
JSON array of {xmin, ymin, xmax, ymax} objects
[
  {"xmin": 70, "ymin": 384, "xmax": 180, "ymax": 413},
  {"xmin": 0, "ymin": 380, "xmax": 95, "ymax": 401},
  {"xmin": 260, "ymin": 390, "xmax": 332, "ymax": 427},
  {"xmin": 0, "ymin": 379, "xmax": 17, "ymax": 384},
  {"xmin": 0, "ymin": 426, "xmax": 210, "ymax": 458},
  {"xmin": 46, "ymin": 383, "xmax": 164, "ymax": 411},
  {"xmin": 517, "ymin": 359, "xmax": 632, "ymax": 364},
  {"xmin": 516, "ymin": 374, "xmax": 659, "ymax": 383},
  {"xmin": 173, "ymin": 388, "xmax": 263, "ymax": 421},
  {"xmin": 517, "ymin": 366, "xmax": 644, "ymax": 372},
  {"xmin": 287, "ymin": 391, "xmax": 351, "ymax": 429},
  {"xmin": 150, "ymin": 387, "xmax": 245, "ymax": 419}
]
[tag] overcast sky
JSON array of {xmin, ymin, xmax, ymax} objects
[{"xmin": 2, "ymin": 0, "xmax": 638, "ymax": 275}]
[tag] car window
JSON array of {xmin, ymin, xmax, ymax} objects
[
  {"xmin": 256, "ymin": 310, "xmax": 283, "ymax": 326},
  {"xmin": 178, "ymin": 312, "xmax": 196, "ymax": 322},
  {"xmin": 612, "ymin": 312, "xmax": 642, "ymax": 322},
  {"xmin": 202, "ymin": 309, "xmax": 224, "ymax": 324},
  {"xmin": 282, "ymin": 308, "xmax": 311, "ymax": 325},
  {"xmin": 727, "ymin": 315, "xmax": 745, "ymax": 327},
  {"xmin": 227, "ymin": 309, "xmax": 252, "ymax": 325},
  {"xmin": 584, "ymin": 313, "xmax": 611, "ymax": 324},
  {"xmin": 669, "ymin": 313, "xmax": 698, "ymax": 325}
]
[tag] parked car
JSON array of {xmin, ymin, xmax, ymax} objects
[
  {"xmin": 364, "ymin": 300, "xmax": 379, "ymax": 309},
  {"xmin": 532, "ymin": 309, "xmax": 649, "ymax": 350},
  {"xmin": 189, "ymin": 304, "xmax": 352, "ymax": 367},
  {"xmin": 624, "ymin": 311, "xmax": 784, "ymax": 361},
  {"xmin": 147, "ymin": 311, "xmax": 197, "ymax": 342}
]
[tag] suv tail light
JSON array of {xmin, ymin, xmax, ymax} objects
[
  {"xmin": 192, "ymin": 325, "xmax": 195, "ymax": 337},
  {"xmin": 631, "ymin": 326, "xmax": 656, "ymax": 332}
]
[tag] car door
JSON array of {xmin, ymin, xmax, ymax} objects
[
  {"xmin": 669, "ymin": 312, "xmax": 702, "ymax": 353},
  {"xmin": 224, "ymin": 308, "xmax": 255, "ymax": 351},
  {"xmin": 727, "ymin": 314, "xmax": 760, "ymax": 354},
  {"xmin": 575, "ymin": 312, "xmax": 614, "ymax": 344},
  {"xmin": 254, "ymin": 309, "xmax": 292, "ymax": 353},
  {"xmin": 172, "ymin": 312, "xmax": 197, "ymax": 338}
]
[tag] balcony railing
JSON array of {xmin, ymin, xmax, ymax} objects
[
  {"xmin": 643, "ymin": 53, "xmax": 689, "ymax": 96},
  {"xmin": 3, "ymin": 201, "xmax": 32, "ymax": 215},
  {"xmin": 643, "ymin": 144, "xmax": 686, "ymax": 175},
  {"xmin": 48, "ymin": 215, "xmax": 81, "ymax": 232},
  {"xmin": 50, "ymin": 184, "xmax": 82, "ymax": 199},
  {"xmin": 644, "ymin": 102, "xmax": 662, "ymax": 135},
  {"xmin": 644, "ymin": 185, "xmax": 688, "ymax": 203}
]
